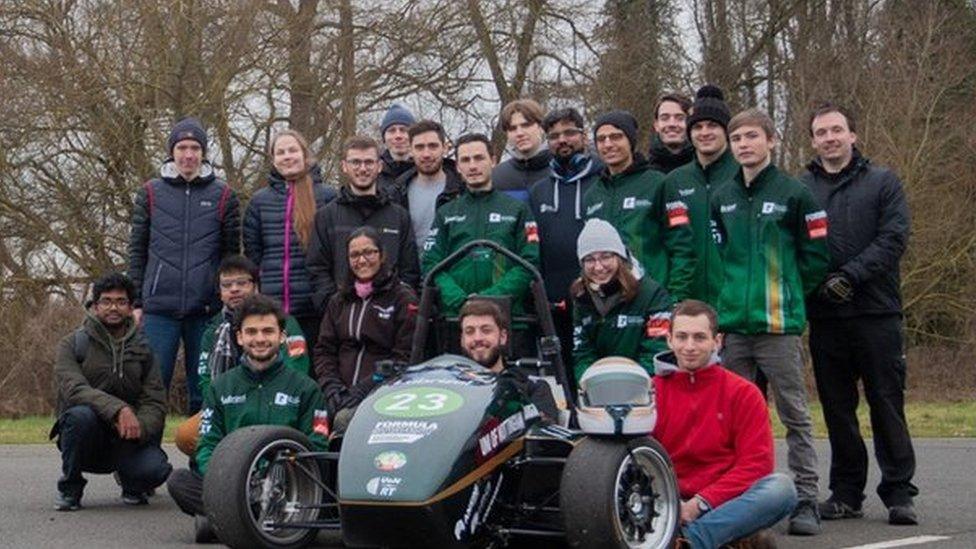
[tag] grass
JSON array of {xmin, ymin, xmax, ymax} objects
[{"xmin": 2, "ymin": 401, "xmax": 974, "ymax": 444}]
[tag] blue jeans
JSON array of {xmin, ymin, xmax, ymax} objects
[
  {"xmin": 683, "ymin": 473, "xmax": 797, "ymax": 549},
  {"xmin": 143, "ymin": 313, "xmax": 209, "ymax": 413}
]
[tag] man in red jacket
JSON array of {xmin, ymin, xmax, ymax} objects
[{"xmin": 652, "ymin": 300, "xmax": 796, "ymax": 548}]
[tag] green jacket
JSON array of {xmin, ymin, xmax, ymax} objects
[
  {"xmin": 422, "ymin": 188, "xmax": 540, "ymax": 315},
  {"xmin": 583, "ymin": 156, "xmax": 696, "ymax": 297},
  {"xmin": 662, "ymin": 149, "xmax": 739, "ymax": 304},
  {"xmin": 572, "ymin": 276, "xmax": 673, "ymax": 381},
  {"xmin": 196, "ymin": 358, "xmax": 328, "ymax": 475},
  {"xmin": 710, "ymin": 164, "xmax": 830, "ymax": 335},
  {"xmin": 54, "ymin": 314, "xmax": 167, "ymax": 442},
  {"xmin": 197, "ymin": 308, "xmax": 311, "ymax": 396}
]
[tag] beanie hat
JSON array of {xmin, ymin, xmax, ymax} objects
[
  {"xmin": 686, "ymin": 85, "xmax": 731, "ymax": 135},
  {"xmin": 380, "ymin": 103, "xmax": 417, "ymax": 136},
  {"xmin": 593, "ymin": 110, "xmax": 639, "ymax": 151},
  {"xmin": 577, "ymin": 218, "xmax": 628, "ymax": 264},
  {"xmin": 168, "ymin": 117, "xmax": 208, "ymax": 156}
]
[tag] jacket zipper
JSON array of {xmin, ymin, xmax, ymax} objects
[
  {"xmin": 180, "ymin": 184, "xmax": 191, "ymax": 313},
  {"xmin": 150, "ymin": 262, "xmax": 163, "ymax": 296},
  {"xmin": 351, "ymin": 297, "xmax": 372, "ymax": 383}
]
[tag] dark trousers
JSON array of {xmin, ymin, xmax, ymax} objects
[
  {"xmin": 56, "ymin": 405, "xmax": 172, "ymax": 497},
  {"xmin": 809, "ymin": 315, "xmax": 918, "ymax": 507},
  {"xmin": 167, "ymin": 468, "xmax": 205, "ymax": 516},
  {"xmin": 551, "ymin": 305, "xmax": 577, "ymax": 397}
]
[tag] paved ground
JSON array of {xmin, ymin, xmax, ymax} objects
[{"xmin": 1, "ymin": 439, "xmax": 973, "ymax": 548}]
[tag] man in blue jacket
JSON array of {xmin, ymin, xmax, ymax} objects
[{"xmin": 128, "ymin": 117, "xmax": 241, "ymax": 414}]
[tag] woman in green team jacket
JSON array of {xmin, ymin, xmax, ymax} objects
[{"xmin": 570, "ymin": 219, "xmax": 673, "ymax": 382}]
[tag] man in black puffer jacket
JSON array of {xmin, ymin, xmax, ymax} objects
[
  {"xmin": 128, "ymin": 117, "xmax": 240, "ymax": 414},
  {"xmin": 801, "ymin": 103, "xmax": 917, "ymax": 526},
  {"xmin": 306, "ymin": 136, "xmax": 420, "ymax": 313}
]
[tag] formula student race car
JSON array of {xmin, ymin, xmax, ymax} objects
[{"xmin": 201, "ymin": 240, "xmax": 680, "ymax": 548}]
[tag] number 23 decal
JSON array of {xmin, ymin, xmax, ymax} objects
[{"xmin": 374, "ymin": 388, "xmax": 464, "ymax": 418}]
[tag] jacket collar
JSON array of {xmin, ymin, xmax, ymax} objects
[
  {"xmin": 734, "ymin": 162, "xmax": 778, "ymax": 193},
  {"xmin": 647, "ymin": 134, "xmax": 694, "ymax": 171},
  {"xmin": 806, "ymin": 147, "xmax": 868, "ymax": 183},
  {"xmin": 240, "ymin": 354, "xmax": 285, "ymax": 381},
  {"xmin": 336, "ymin": 184, "xmax": 388, "ymax": 206},
  {"xmin": 83, "ymin": 311, "xmax": 138, "ymax": 348},
  {"xmin": 599, "ymin": 152, "xmax": 650, "ymax": 182},
  {"xmin": 652, "ymin": 351, "xmax": 722, "ymax": 378},
  {"xmin": 159, "ymin": 159, "xmax": 216, "ymax": 185}
]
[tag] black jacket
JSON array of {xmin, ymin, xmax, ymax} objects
[
  {"xmin": 306, "ymin": 186, "xmax": 420, "ymax": 312},
  {"xmin": 377, "ymin": 150, "xmax": 414, "ymax": 197},
  {"xmin": 243, "ymin": 166, "xmax": 336, "ymax": 319},
  {"xmin": 491, "ymin": 148, "xmax": 553, "ymax": 203},
  {"xmin": 646, "ymin": 134, "xmax": 694, "ymax": 174},
  {"xmin": 801, "ymin": 149, "xmax": 910, "ymax": 319}
]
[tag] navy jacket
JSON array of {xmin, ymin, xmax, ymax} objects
[
  {"xmin": 243, "ymin": 166, "xmax": 337, "ymax": 319},
  {"xmin": 491, "ymin": 148, "xmax": 553, "ymax": 203},
  {"xmin": 128, "ymin": 160, "xmax": 240, "ymax": 317}
]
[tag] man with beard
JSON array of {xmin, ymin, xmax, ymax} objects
[
  {"xmin": 307, "ymin": 135, "xmax": 420, "ymax": 310},
  {"xmin": 460, "ymin": 299, "xmax": 557, "ymax": 421},
  {"xmin": 391, "ymin": 120, "xmax": 464, "ymax": 252},
  {"xmin": 647, "ymin": 93, "xmax": 695, "ymax": 174},
  {"xmin": 166, "ymin": 294, "xmax": 328, "ymax": 538},
  {"xmin": 52, "ymin": 272, "xmax": 171, "ymax": 510},
  {"xmin": 491, "ymin": 99, "xmax": 553, "ymax": 203},
  {"xmin": 528, "ymin": 108, "xmax": 603, "ymax": 373},
  {"xmin": 376, "ymin": 103, "xmax": 416, "ymax": 193}
]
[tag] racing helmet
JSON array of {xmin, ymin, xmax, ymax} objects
[{"xmin": 576, "ymin": 356, "xmax": 656, "ymax": 435}]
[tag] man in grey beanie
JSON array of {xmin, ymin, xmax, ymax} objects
[{"xmin": 377, "ymin": 103, "xmax": 417, "ymax": 193}]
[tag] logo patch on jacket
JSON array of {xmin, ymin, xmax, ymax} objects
[
  {"xmin": 274, "ymin": 392, "xmax": 300, "ymax": 406},
  {"xmin": 761, "ymin": 202, "xmax": 787, "ymax": 215},
  {"xmin": 444, "ymin": 215, "xmax": 466, "ymax": 224},
  {"xmin": 374, "ymin": 304, "xmax": 395, "ymax": 320},
  {"xmin": 678, "ymin": 188, "xmax": 696, "ymax": 197},
  {"xmin": 586, "ymin": 202, "xmax": 604, "ymax": 215},
  {"xmin": 666, "ymin": 201, "xmax": 690, "ymax": 227},
  {"xmin": 313, "ymin": 409, "xmax": 330, "ymax": 437},
  {"xmin": 616, "ymin": 314, "xmax": 643, "ymax": 328},
  {"xmin": 524, "ymin": 221, "xmax": 539, "ymax": 243},
  {"xmin": 720, "ymin": 203, "xmax": 737, "ymax": 213},
  {"xmin": 200, "ymin": 200, "xmax": 213, "ymax": 207},
  {"xmin": 286, "ymin": 335, "xmax": 307, "ymax": 357},
  {"xmin": 805, "ymin": 211, "xmax": 828, "ymax": 239},
  {"xmin": 220, "ymin": 394, "xmax": 246, "ymax": 405},
  {"xmin": 488, "ymin": 212, "xmax": 516, "ymax": 223},
  {"xmin": 645, "ymin": 312, "xmax": 671, "ymax": 338}
]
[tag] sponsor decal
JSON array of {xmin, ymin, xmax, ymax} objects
[
  {"xmin": 524, "ymin": 221, "xmax": 539, "ymax": 243},
  {"xmin": 367, "ymin": 420, "xmax": 439, "ymax": 445},
  {"xmin": 478, "ymin": 412, "xmax": 526, "ymax": 458},
  {"xmin": 373, "ymin": 304, "xmax": 395, "ymax": 320},
  {"xmin": 586, "ymin": 202, "xmax": 603, "ymax": 215},
  {"xmin": 761, "ymin": 201, "xmax": 787, "ymax": 215},
  {"xmin": 805, "ymin": 210, "xmax": 828, "ymax": 239},
  {"xmin": 220, "ymin": 394, "xmax": 246, "ymax": 405},
  {"xmin": 720, "ymin": 203, "xmax": 737, "ymax": 213},
  {"xmin": 373, "ymin": 387, "xmax": 465, "ymax": 418},
  {"xmin": 488, "ymin": 212, "xmax": 517, "ymax": 223},
  {"xmin": 622, "ymin": 196, "xmax": 636, "ymax": 209},
  {"xmin": 444, "ymin": 215, "xmax": 466, "ymax": 224},
  {"xmin": 622, "ymin": 196, "xmax": 652, "ymax": 209},
  {"xmin": 286, "ymin": 335, "xmax": 307, "ymax": 357},
  {"xmin": 273, "ymin": 392, "xmax": 300, "ymax": 406},
  {"xmin": 645, "ymin": 311, "xmax": 672, "ymax": 338},
  {"xmin": 365, "ymin": 476, "xmax": 401, "ymax": 497},
  {"xmin": 710, "ymin": 219, "xmax": 723, "ymax": 244},
  {"xmin": 678, "ymin": 188, "xmax": 696, "ymax": 197},
  {"xmin": 199, "ymin": 407, "xmax": 214, "ymax": 435},
  {"xmin": 454, "ymin": 474, "xmax": 503, "ymax": 541},
  {"xmin": 666, "ymin": 200, "xmax": 690, "ymax": 227},
  {"xmin": 394, "ymin": 377, "xmax": 474, "ymax": 387},
  {"xmin": 374, "ymin": 451, "xmax": 407, "ymax": 472},
  {"xmin": 313, "ymin": 409, "xmax": 330, "ymax": 437}
]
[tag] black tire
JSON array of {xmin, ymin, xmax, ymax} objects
[
  {"xmin": 203, "ymin": 426, "xmax": 322, "ymax": 549},
  {"xmin": 560, "ymin": 437, "xmax": 680, "ymax": 549}
]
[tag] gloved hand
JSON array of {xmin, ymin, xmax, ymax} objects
[{"xmin": 819, "ymin": 272, "xmax": 854, "ymax": 304}]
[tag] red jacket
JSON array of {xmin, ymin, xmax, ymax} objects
[{"xmin": 652, "ymin": 354, "xmax": 773, "ymax": 508}]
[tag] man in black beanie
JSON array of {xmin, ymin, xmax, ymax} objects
[{"xmin": 582, "ymin": 110, "xmax": 696, "ymax": 299}]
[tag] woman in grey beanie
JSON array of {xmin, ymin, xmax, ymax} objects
[{"xmin": 570, "ymin": 219, "xmax": 673, "ymax": 381}]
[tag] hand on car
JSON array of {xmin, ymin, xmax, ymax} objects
[{"xmin": 115, "ymin": 406, "xmax": 141, "ymax": 440}]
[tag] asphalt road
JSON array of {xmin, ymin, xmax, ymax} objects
[{"xmin": 1, "ymin": 439, "xmax": 973, "ymax": 548}]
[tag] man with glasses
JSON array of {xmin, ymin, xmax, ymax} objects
[
  {"xmin": 528, "ymin": 108, "xmax": 604, "ymax": 372},
  {"xmin": 52, "ymin": 272, "xmax": 172, "ymax": 510},
  {"xmin": 307, "ymin": 135, "xmax": 419, "ymax": 310},
  {"xmin": 583, "ymin": 110, "xmax": 696, "ymax": 298}
]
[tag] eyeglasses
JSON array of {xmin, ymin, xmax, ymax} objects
[
  {"xmin": 594, "ymin": 132, "xmax": 627, "ymax": 144},
  {"xmin": 345, "ymin": 159, "xmax": 378, "ymax": 168},
  {"xmin": 96, "ymin": 297, "xmax": 131, "ymax": 308},
  {"xmin": 219, "ymin": 277, "xmax": 254, "ymax": 290},
  {"xmin": 582, "ymin": 252, "xmax": 618, "ymax": 267},
  {"xmin": 349, "ymin": 248, "xmax": 380, "ymax": 261},
  {"xmin": 547, "ymin": 128, "xmax": 584, "ymax": 141}
]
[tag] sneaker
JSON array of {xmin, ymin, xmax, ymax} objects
[
  {"xmin": 788, "ymin": 499, "xmax": 822, "ymax": 536},
  {"xmin": 819, "ymin": 498, "xmax": 864, "ymax": 520},
  {"xmin": 54, "ymin": 492, "xmax": 81, "ymax": 511},
  {"xmin": 888, "ymin": 504, "xmax": 918, "ymax": 525},
  {"xmin": 121, "ymin": 491, "xmax": 149, "ymax": 506}
]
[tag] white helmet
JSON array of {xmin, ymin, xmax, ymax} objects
[{"xmin": 577, "ymin": 356, "xmax": 656, "ymax": 435}]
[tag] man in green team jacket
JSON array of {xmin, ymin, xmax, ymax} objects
[
  {"xmin": 422, "ymin": 132, "xmax": 540, "ymax": 316},
  {"xmin": 662, "ymin": 85, "xmax": 739, "ymax": 304},
  {"xmin": 710, "ymin": 108, "xmax": 829, "ymax": 537},
  {"xmin": 583, "ymin": 110, "xmax": 696, "ymax": 298}
]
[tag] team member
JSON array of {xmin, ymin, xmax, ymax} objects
[
  {"xmin": 243, "ymin": 129, "xmax": 336, "ymax": 347},
  {"xmin": 306, "ymin": 135, "xmax": 419, "ymax": 311},
  {"xmin": 128, "ymin": 116, "xmax": 241, "ymax": 414},
  {"xmin": 422, "ymin": 133, "xmax": 540, "ymax": 316},
  {"xmin": 376, "ymin": 103, "xmax": 417, "ymax": 192},
  {"xmin": 584, "ymin": 110, "xmax": 696, "ymax": 299},
  {"xmin": 711, "ymin": 108, "xmax": 829, "ymax": 536},
  {"xmin": 571, "ymin": 219, "xmax": 672, "ymax": 381},
  {"xmin": 166, "ymin": 295, "xmax": 328, "ymax": 528},
  {"xmin": 492, "ymin": 98, "xmax": 553, "ymax": 203},
  {"xmin": 315, "ymin": 228, "xmax": 418, "ymax": 427},
  {"xmin": 662, "ymin": 85, "xmax": 738, "ymax": 304},
  {"xmin": 52, "ymin": 273, "xmax": 171, "ymax": 510},
  {"xmin": 653, "ymin": 300, "xmax": 796, "ymax": 548},
  {"xmin": 646, "ymin": 93, "xmax": 694, "ymax": 174},
  {"xmin": 802, "ymin": 103, "xmax": 917, "ymax": 525}
]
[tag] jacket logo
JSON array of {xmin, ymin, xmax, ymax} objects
[
  {"xmin": 524, "ymin": 221, "xmax": 539, "ymax": 243},
  {"xmin": 444, "ymin": 215, "xmax": 466, "ymax": 224},
  {"xmin": 488, "ymin": 212, "xmax": 516, "ymax": 223},
  {"xmin": 286, "ymin": 335, "xmax": 307, "ymax": 357},
  {"xmin": 761, "ymin": 202, "xmax": 787, "ymax": 215},
  {"xmin": 539, "ymin": 204, "xmax": 555, "ymax": 213},
  {"xmin": 622, "ymin": 197, "xmax": 635, "ymax": 209},
  {"xmin": 200, "ymin": 200, "xmax": 213, "ymax": 207},
  {"xmin": 221, "ymin": 394, "xmax": 246, "ymax": 405},
  {"xmin": 622, "ymin": 197, "xmax": 652, "ymax": 209},
  {"xmin": 616, "ymin": 314, "xmax": 643, "ymax": 328},
  {"xmin": 720, "ymin": 203, "xmax": 737, "ymax": 213},
  {"xmin": 381, "ymin": 227, "xmax": 399, "ymax": 235},
  {"xmin": 586, "ymin": 202, "xmax": 603, "ymax": 215},
  {"xmin": 374, "ymin": 304, "xmax": 395, "ymax": 320},
  {"xmin": 805, "ymin": 210, "xmax": 828, "ymax": 239},
  {"xmin": 666, "ymin": 201, "xmax": 690, "ymax": 227},
  {"xmin": 678, "ymin": 188, "xmax": 696, "ymax": 197},
  {"xmin": 274, "ymin": 392, "xmax": 300, "ymax": 406}
]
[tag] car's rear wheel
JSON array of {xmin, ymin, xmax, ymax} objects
[
  {"xmin": 203, "ymin": 426, "xmax": 322, "ymax": 549},
  {"xmin": 561, "ymin": 436, "xmax": 680, "ymax": 548}
]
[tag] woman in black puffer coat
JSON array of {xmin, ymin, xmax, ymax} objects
[{"xmin": 243, "ymin": 129, "xmax": 336, "ymax": 356}]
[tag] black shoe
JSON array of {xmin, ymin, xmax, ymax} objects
[
  {"xmin": 121, "ymin": 491, "xmax": 149, "ymax": 506},
  {"xmin": 819, "ymin": 498, "xmax": 864, "ymax": 520},
  {"xmin": 788, "ymin": 499, "xmax": 822, "ymax": 536},
  {"xmin": 888, "ymin": 504, "xmax": 918, "ymax": 525},
  {"xmin": 55, "ymin": 492, "xmax": 81, "ymax": 511}
]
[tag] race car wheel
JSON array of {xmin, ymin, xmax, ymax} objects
[
  {"xmin": 203, "ymin": 426, "xmax": 323, "ymax": 549},
  {"xmin": 561, "ymin": 436, "xmax": 680, "ymax": 548}
]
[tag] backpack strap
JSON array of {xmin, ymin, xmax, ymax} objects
[
  {"xmin": 217, "ymin": 185, "xmax": 232, "ymax": 222},
  {"xmin": 72, "ymin": 328, "xmax": 90, "ymax": 364}
]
